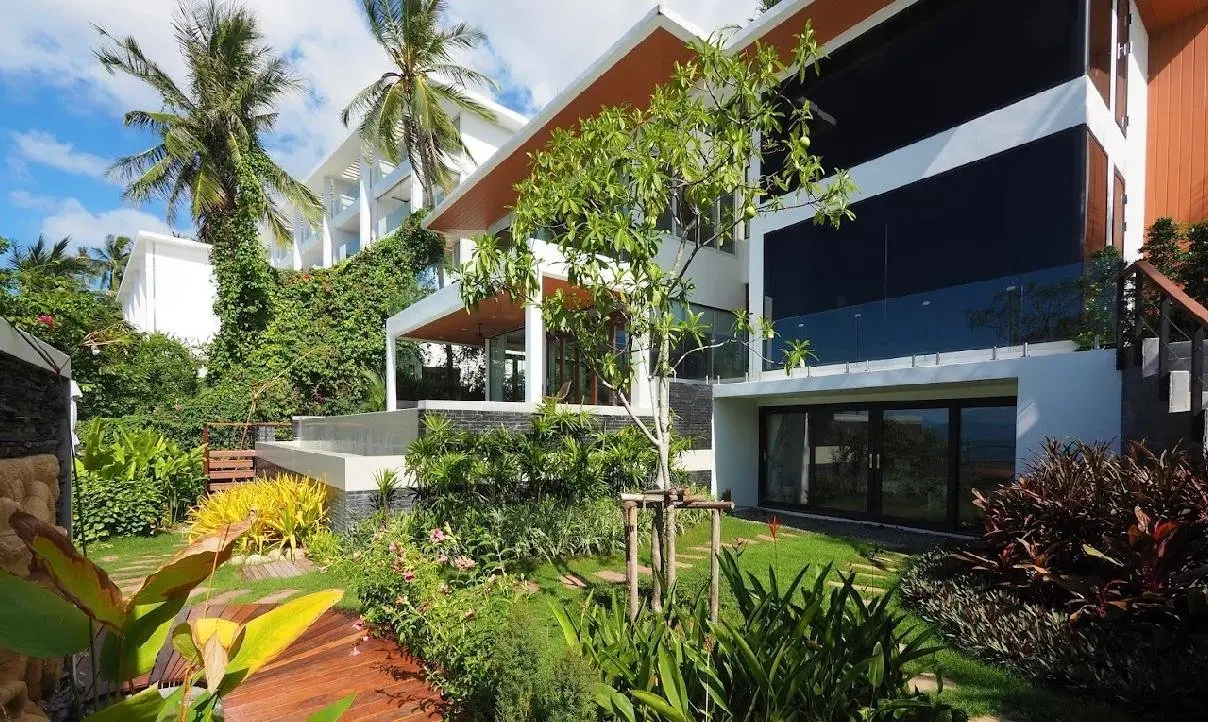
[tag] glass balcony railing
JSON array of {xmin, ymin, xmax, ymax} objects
[
  {"xmin": 377, "ymin": 203, "xmax": 412, "ymax": 237},
  {"xmin": 765, "ymin": 263, "xmax": 1117, "ymax": 369}
]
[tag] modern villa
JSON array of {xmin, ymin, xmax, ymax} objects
[{"xmin": 262, "ymin": 0, "xmax": 1208, "ymax": 533}]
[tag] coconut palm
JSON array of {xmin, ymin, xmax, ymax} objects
[
  {"xmin": 342, "ymin": 0, "xmax": 499, "ymax": 206},
  {"xmin": 6, "ymin": 236, "xmax": 93, "ymax": 290},
  {"xmin": 95, "ymin": 0, "xmax": 321, "ymax": 247},
  {"xmin": 80, "ymin": 234, "xmax": 133, "ymax": 291}
]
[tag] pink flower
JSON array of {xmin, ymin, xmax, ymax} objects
[
  {"xmin": 437, "ymin": 554, "xmax": 449, "ymax": 565},
  {"xmin": 403, "ymin": 570, "xmax": 416, "ymax": 583},
  {"xmin": 429, "ymin": 528, "xmax": 447, "ymax": 543},
  {"xmin": 353, "ymin": 621, "xmax": 364, "ymax": 631},
  {"xmin": 452, "ymin": 556, "xmax": 476, "ymax": 571},
  {"xmin": 35, "ymin": 314, "xmax": 55, "ymax": 328}
]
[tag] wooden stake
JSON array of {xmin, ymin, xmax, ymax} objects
[
  {"xmin": 625, "ymin": 502, "xmax": 639, "ymax": 622},
  {"xmin": 665, "ymin": 503, "xmax": 677, "ymax": 605},
  {"xmin": 710, "ymin": 508, "xmax": 721, "ymax": 623},
  {"xmin": 651, "ymin": 507, "xmax": 664, "ymax": 612}
]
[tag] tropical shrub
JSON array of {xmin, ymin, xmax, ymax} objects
[
  {"xmin": 332, "ymin": 515, "xmax": 524, "ymax": 712},
  {"xmin": 960, "ymin": 440, "xmax": 1208, "ymax": 622},
  {"xmin": 188, "ymin": 474, "xmax": 330, "ymax": 554},
  {"xmin": 406, "ymin": 403, "xmax": 701, "ymax": 561},
  {"xmin": 901, "ymin": 551, "xmax": 1208, "ymax": 715},
  {"xmin": 371, "ymin": 467, "xmax": 403, "ymax": 514},
  {"xmin": 0, "ymin": 512, "xmax": 350, "ymax": 720},
  {"xmin": 491, "ymin": 609, "xmax": 595, "ymax": 722},
  {"xmin": 73, "ymin": 419, "xmax": 206, "ymax": 542},
  {"xmin": 557, "ymin": 551, "xmax": 964, "ymax": 721}
]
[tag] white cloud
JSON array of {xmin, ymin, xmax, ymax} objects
[
  {"xmin": 34, "ymin": 197, "xmax": 180, "ymax": 250},
  {"xmin": 8, "ymin": 190, "xmax": 59, "ymax": 212},
  {"xmin": 0, "ymin": 1, "xmax": 759, "ymax": 179},
  {"xmin": 8, "ymin": 130, "xmax": 114, "ymax": 181}
]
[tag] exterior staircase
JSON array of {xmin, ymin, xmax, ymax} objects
[{"xmin": 1118, "ymin": 261, "xmax": 1207, "ymax": 455}]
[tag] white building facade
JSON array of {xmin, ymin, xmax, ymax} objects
[{"xmin": 117, "ymin": 231, "xmax": 219, "ymax": 347}]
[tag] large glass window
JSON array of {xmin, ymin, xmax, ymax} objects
[
  {"xmin": 958, "ymin": 405, "xmax": 1017, "ymax": 530},
  {"xmin": 764, "ymin": 128, "xmax": 1091, "ymax": 368},
  {"xmin": 663, "ymin": 304, "xmax": 748, "ymax": 380},
  {"xmin": 763, "ymin": 0, "xmax": 1084, "ymax": 182},
  {"xmin": 761, "ymin": 399, "xmax": 1016, "ymax": 532},
  {"xmin": 487, "ymin": 329, "xmax": 526, "ymax": 402},
  {"xmin": 880, "ymin": 408, "xmax": 950, "ymax": 524},
  {"xmin": 657, "ymin": 187, "xmax": 736, "ymax": 254}
]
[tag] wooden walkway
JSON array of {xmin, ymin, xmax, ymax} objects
[{"xmin": 144, "ymin": 605, "xmax": 441, "ymax": 720}]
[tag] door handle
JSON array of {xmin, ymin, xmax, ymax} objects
[
  {"xmin": 868, "ymin": 453, "xmax": 874, "ymax": 469},
  {"xmin": 875, "ymin": 453, "xmax": 882, "ymax": 469}
]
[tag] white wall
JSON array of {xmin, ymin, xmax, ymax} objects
[
  {"xmin": 715, "ymin": 350, "xmax": 1122, "ymax": 507},
  {"xmin": 460, "ymin": 113, "xmax": 515, "ymax": 175},
  {"xmin": 118, "ymin": 231, "xmax": 218, "ymax": 346}
]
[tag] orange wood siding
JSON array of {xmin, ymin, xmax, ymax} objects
[{"xmin": 1146, "ymin": 7, "xmax": 1208, "ymax": 225}]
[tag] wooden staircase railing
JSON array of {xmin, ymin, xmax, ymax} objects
[
  {"xmin": 201, "ymin": 422, "xmax": 292, "ymax": 493},
  {"xmin": 1116, "ymin": 260, "xmax": 1207, "ymax": 447}
]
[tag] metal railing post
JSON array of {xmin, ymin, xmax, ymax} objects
[
  {"xmin": 1132, "ymin": 272, "xmax": 1145, "ymax": 368},
  {"xmin": 1159, "ymin": 297, "xmax": 1172, "ymax": 379}
]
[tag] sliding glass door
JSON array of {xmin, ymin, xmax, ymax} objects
[{"xmin": 760, "ymin": 399, "xmax": 1016, "ymax": 532}]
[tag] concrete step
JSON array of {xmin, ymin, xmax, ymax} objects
[
  {"xmin": 1142, "ymin": 338, "xmax": 1207, "ymax": 378},
  {"xmin": 1167, "ymin": 370, "xmax": 1208, "ymax": 414}
]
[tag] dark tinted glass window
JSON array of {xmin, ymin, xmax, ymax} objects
[
  {"xmin": 958, "ymin": 405, "xmax": 1017, "ymax": 530},
  {"xmin": 763, "ymin": 0, "xmax": 1084, "ymax": 182},
  {"xmin": 764, "ymin": 128, "xmax": 1089, "ymax": 367}
]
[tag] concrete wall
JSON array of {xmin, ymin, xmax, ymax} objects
[
  {"xmin": 118, "ymin": 231, "xmax": 218, "ymax": 346},
  {"xmin": 715, "ymin": 350, "xmax": 1123, "ymax": 508}
]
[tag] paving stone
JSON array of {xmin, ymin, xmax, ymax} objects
[
  {"xmin": 870, "ymin": 556, "xmax": 903, "ymax": 568},
  {"xmin": 253, "ymin": 589, "xmax": 299, "ymax": 604},
  {"xmin": 523, "ymin": 581, "xmax": 540, "ymax": 594},
  {"xmin": 99, "ymin": 555, "xmax": 119, "ymax": 563},
  {"xmin": 907, "ymin": 673, "xmax": 957, "ymax": 694},
  {"xmin": 848, "ymin": 562, "xmax": 891, "ymax": 575},
  {"xmin": 635, "ymin": 564, "xmax": 652, "ymax": 575},
  {"xmin": 558, "ymin": 574, "xmax": 587, "ymax": 589},
  {"xmin": 677, "ymin": 552, "xmax": 706, "ymax": 561},
  {"xmin": 188, "ymin": 586, "xmax": 213, "ymax": 599},
  {"xmin": 690, "ymin": 545, "xmax": 714, "ymax": 553},
  {"xmin": 594, "ymin": 570, "xmax": 626, "ymax": 584},
  {"xmin": 757, "ymin": 534, "xmax": 779, "ymax": 542},
  {"xmin": 825, "ymin": 580, "xmax": 886, "ymax": 596},
  {"xmin": 197, "ymin": 589, "xmax": 250, "ymax": 606}
]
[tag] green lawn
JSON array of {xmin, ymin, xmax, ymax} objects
[
  {"xmin": 514, "ymin": 517, "xmax": 1135, "ymax": 722},
  {"xmin": 88, "ymin": 518, "xmax": 1135, "ymax": 721},
  {"xmin": 85, "ymin": 530, "xmax": 357, "ymax": 610}
]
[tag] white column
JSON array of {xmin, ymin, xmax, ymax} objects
[
  {"xmin": 385, "ymin": 332, "xmax": 398, "ymax": 411},
  {"xmin": 320, "ymin": 217, "xmax": 334, "ymax": 268},
  {"xmin": 483, "ymin": 337, "xmax": 493, "ymax": 402},
  {"xmin": 524, "ymin": 294, "xmax": 546, "ymax": 403},
  {"xmin": 291, "ymin": 234, "xmax": 302, "ymax": 271},
  {"xmin": 359, "ymin": 152, "xmax": 373, "ymax": 249}
]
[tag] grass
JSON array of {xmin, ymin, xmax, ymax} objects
[
  {"xmin": 513, "ymin": 516, "xmax": 1135, "ymax": 722},
  {"xmin": 88, "ymin": 517, "xmax": 1136, "ymax": 721},
  {"xmin": 85, "ymin": 529, "xmax": 358, "ymax": 610}
]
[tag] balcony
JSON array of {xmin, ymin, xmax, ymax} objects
[
  {"xmin": 372, "ymin": 160, "xmax": 411, "ymax": 198},
  {"xmin": 377, "ymin": 203, "xmax": 412, "ymax": 238}
]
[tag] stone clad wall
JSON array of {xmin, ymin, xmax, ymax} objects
[
  {"xmin": 0, "ymin": 354, "xmax": 65, "ymax": 461},
  {"xmin": 668, "ymin": 381, "xmax": 713, "ymax": 451},
  {"xmin": 0, "ymin": 454, "xmax": 62, "ymax": 721}
]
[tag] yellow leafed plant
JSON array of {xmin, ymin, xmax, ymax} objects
[{"xmin": 189, "ymin": 474, "xmax": 329, "ymax": 554}]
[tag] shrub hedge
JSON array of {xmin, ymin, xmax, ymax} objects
[{"xmin": 901, "ymin": 552, "xmax": 1208, "ymax": 717}]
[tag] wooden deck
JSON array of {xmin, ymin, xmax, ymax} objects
[{"xmin": 146, "ymin": 605, "xmax": 441, "ymax": 720}]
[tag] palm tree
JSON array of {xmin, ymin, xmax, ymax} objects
[
  {"xmin": 7, "ymin": 236, "xmax": 93, "ymax": 290},
  {"xmin": 95, "ymin": 0, "xmax": 321, "ymax": 247},
  {"xmin": 342, "ymin": 0, "xmax": 499, "ymax": 206},
  {"xmin": 80, "ymin": 234, "xmax": 133, "ymax": 291}
]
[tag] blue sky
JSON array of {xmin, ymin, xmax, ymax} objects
[{"xmin": 0, "ymin": 0, "xmax": 756, "ymax": 255}]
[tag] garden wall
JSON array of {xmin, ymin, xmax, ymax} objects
[{"xmin": 0, "ymin": 322, "xmax": 75, "ymax": 721}]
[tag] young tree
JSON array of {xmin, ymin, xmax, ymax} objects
[{"xmin": 460, "ymin": 25, "xmax": 854, "ymax": 492}]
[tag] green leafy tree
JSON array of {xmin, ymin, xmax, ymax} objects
[
  {"xmin": 461, "ymin": 25, "xmax": 853, "ymax": 492},
  {"xmin": 81, "ymin": 233, "xmax": 134, "ymax": 292},
  {"xmin": 95, "ymin": 0, "xmax": 322, "ymax": 375},
  {"xmin": 341, "ymin": 0, "xmax": 499, "ymax": 206},
  {"xmin": 4, "ymin": 235, "xmax": 93, "ymax": 291},
  {"xmin": 1142, "ymin": 217, "xmax": 1186, "ymax": 279}
]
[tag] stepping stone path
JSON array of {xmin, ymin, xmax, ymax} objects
[
  {"xmin": 558, "ymin": 574, "xmax": 588, "ymax": 589},
  {"xmin": 197, "ymin": 589, "xmax": 250, "ymax": 607},
  {"xmin": 594, "ymin": 570, "xmax": 626, "ymax": 584},
  {"xmin": 239, "ymin": 557, "xmax": 317, "ymax": 582},
  {"xmin": 253, "ymin": 589, "xmax": 299, "ymax": 604},
  {"xmin": 907, "ymin": 673, "xmax": 958, "ymax": 695},
  {"xmin": 188, "ymin": 586, "xmax": 213, "ymax": 599},
  {"xmin": 825, "ymin": 580, "xmax": 885, "ymax": 596}
]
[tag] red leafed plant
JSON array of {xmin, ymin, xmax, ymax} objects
[
  {"xmin": 958, "ymin": 440, "xmax": 1208, "ymax": 623},
  {"xmin": 767, "ymin": 515, "xmax": 781, "ymax": 542}
]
